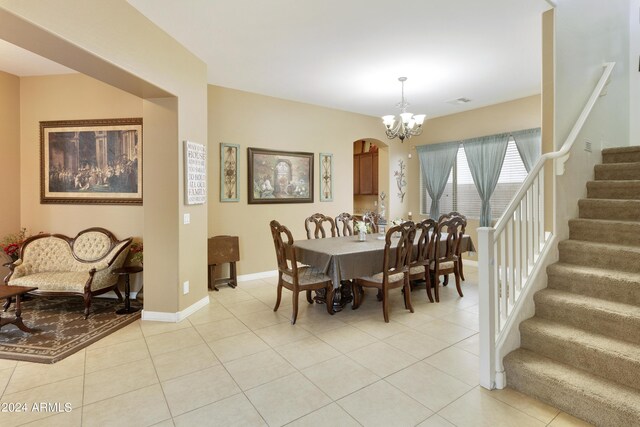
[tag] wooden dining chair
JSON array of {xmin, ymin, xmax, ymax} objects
[
  {"xmin": 362, "ymin": 211, "xmax": 379, "ymax": 233},
  {"xmin": 304, "ymin": 213, "xmax": 337, "ymax": 239},
  {"xmin": 409, "ymin": 218, "xmax": 438, "ymax": 303},
  {"xmin": 430, "ymin": 217, "xmax": 465, "ymax": 302},
  {"xmin": 353, "ymin": 221, "xmax": 416, "ymax": 322},
  {"xmin": 335, "ymin": 212, "xmax": 355, "ymax": 236},
  {"xmin": 437, "ymin": 212, "xmax": 467, "ymax": 281},
  {"xmin": 270, "ymin": 220, "xmax": 334, "ymax": 324}
]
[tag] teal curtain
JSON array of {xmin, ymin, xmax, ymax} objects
[
  {"xmin": 463, "ymin": 133, "xmax": 509, "ymax": 226},
  {"xmin": 417, "ymin": 142, "xmax": 459, "ymax": 220},
  {"xmin": 513, "ymin": 128, "xmax": 542, "ymax": 172}
]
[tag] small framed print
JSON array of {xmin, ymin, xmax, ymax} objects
[
  {"xmin": 319, "ymin": 153, "xmax": 333, "ymax": 202},
  {"xmin": 220, "ymin": 143, "xmax": 240, "ymax": 202}
]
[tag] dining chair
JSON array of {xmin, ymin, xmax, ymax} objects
[
  {"xmin": 304, "ymin": 213, "xmax": 337, "ymax": 239},
  {"xmin": 269, "ymin": 220, "xmax": 334, "ymax": 324},
  {"xmin": 437, "ymin": 211, "xmax": 467, "ymax": 281},
  {"xmin": 409, "ymin": 218, "xmax": 438, "ymax": 303},
  {"xmin": 335, "ymin": 212, "xmax": 355, "ymax": 236},
  {"xmin": 430, "ymin": 217, "xmax": 465, "ymax": 302},
  {"xmin": 352, "ymin": 221, "xmax": 416, "ymax": 322},
  {"xmin": 362, "ymin": 211, "xmax": 379, "ymax": 233}
]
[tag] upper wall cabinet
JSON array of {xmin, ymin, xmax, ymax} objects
[{"xmin": 353, "ymin": 142, "xmax": 378, "ymax": 195}]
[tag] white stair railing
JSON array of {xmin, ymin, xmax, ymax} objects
[{"xmin": 478, "ymin": 62, "xmax": 616, "ymax": 390}]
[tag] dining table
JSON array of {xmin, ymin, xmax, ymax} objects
[{"xmin": 293, "ymin": 232, "xmax": 476, "ymax": 311}]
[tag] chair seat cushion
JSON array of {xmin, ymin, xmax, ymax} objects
[
  {"xmin": 430, "ymin": 261, "xmax": 454, "ymax": 270},
  {"xmin": 359, "ymin": 271, "xmax": 405, "ymax": 284},
  {"xmin": 282, "ymin": 266, "xmax": 331, "ymax": 286},
  {"xmin": 9, "ymin": 271, "xmax": 91, "ymax": 292},
  {"xmin": 410, "ymin": 265, "xmax": 425, "ymax": 275}
]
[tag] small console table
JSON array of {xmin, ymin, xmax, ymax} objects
[
  {"xmin": 208, "ymin": 235, "xmax": 239, "ymax": 291},
  {"xmin": 112, "ymin": 266, "xmax": 143, "ymax": 315},
  {"xmin": 0, "ymin": 285, "xmax": 37, "ymax": 333}
]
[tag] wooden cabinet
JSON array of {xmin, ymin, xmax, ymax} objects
[{"xmin": 353, "ymin": 151, "xmax": 378, "ymax": 195}]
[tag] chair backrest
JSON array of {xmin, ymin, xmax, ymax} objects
[
  {"xmin": 381, "ymin": 221, "xmax": 416, "ymax": 280},
  {"xmin": 269, "ymin": 220, "xmax": 298, "ymax": 278},
  {"xmin": 362, "ymin": 211, "xmax": 379, "ymax": 233},
  {"xmin": 414, "ymin": 218, "xmax": 438, "ymax": 267},
  {"xmin": 436, "ymin": 217, "xmax": 464, "ymax": 262},
  {"xmin": 437, "ymin": 211, "xmax": 467, "ymax": 224},
  {"xmin": 335, "ymin": 212, "xmax": 355, "ymax": 236},
  {"xmin": 304, "ymin": 213, "xmax": 337, "ymax": 239}
]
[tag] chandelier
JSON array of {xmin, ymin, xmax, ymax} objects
[{"xmin": 381, "ymin": 77, "xmax": 426, "ymax": 142}]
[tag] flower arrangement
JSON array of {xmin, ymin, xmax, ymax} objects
[
  {"xmin": 128, "ymin": 240, "xmax": 143, "ymax": 266},
  {"xmin": 391, "ymin": 218, "xmax": 405, "ymax": 226},
  {"xmin": 353, "ymin": 221, "xmax": 373, "ymax": 234},
  {"xmin": 1, "ymin": 228, "xmax": 30, "ymax": 261}
]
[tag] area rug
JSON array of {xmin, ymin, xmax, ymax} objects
[{"xmin": 0, "ymin": 296, "xmax": 140, "ymax": 364}]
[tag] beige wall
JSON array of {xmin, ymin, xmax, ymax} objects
[
  {"xmin": 0, "ymin": 70, "xmax": 20, "ymax": 238},
  {"xmin": 19, "ymin": 73, "xmax": 144, "ymax": 237},
  {"xmin": 208, "ymin": 85, "xmax": 398, "ymax": 275},
  {"xmin": 0, "ymin": 70, "xmax": 20, "ymax": 279},
  {"xmin": 1, "ymin": 0, "xmax": 208, "ymax": 314},
  {"xmin": 407, "ymin": 95, "xmax": 542, "ymax": 260}
]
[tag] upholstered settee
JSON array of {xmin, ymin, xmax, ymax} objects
[{"xmin": 4, "ymin": 228, "xmax": 132, "ymax": 318}]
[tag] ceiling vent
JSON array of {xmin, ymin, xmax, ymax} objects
[{"xmin": 446, "ymin": 97, "xmax": 473, "ymax": 105}]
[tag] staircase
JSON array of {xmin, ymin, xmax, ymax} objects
[{"xmin": 503, "ymin": 146, "xmax": 640, "ymax": 426}]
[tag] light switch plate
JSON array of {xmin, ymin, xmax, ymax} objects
[
  {"xmin": 183, "ymin": 213, "xmax": 190, "ymax": 224},
  {"xmin": 183, "ymin": 281, "xmax": 189, "ymax": 294}
]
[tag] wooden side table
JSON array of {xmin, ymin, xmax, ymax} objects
[
  {"xmin": 112, "ymin": 266, "xmax": 143, "ymax": 314},
  {"xmin": 0, "ymin": 285, "xmax": 37, "ymax": 333},
  {"xmin": 208, "ymin": 235, "xmax": 239, "ymax": 291}
]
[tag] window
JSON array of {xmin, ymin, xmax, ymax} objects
[{"xmin": 421, "ymin": 139, "xmax": 528, "ymax": 221}]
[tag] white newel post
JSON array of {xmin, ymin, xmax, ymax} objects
[{"xmin": 478, "ymin": 227, "xmax": 496, "ymax": 389}]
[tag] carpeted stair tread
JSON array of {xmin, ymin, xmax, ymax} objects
[
  {"xmin": 558, "ymin": 239, "xmax": 640, "ymax": 273},
  {"xmin": 504, "ymin": 348, "xmax": 640, "ymax": 426},
  {"xmin": 546, "ymin": 263, "xmax": 640, "ymax": 305},
  {"xmin": 595, "ymin": 162, "xmax": 640, "ymax": 180},
  {"xmin": 520, "ymin": 317, "xmax": 640, "ymax": 390},
  {"xmin": 602, "ymin": 145, "xmax": 640, "ymax": 164},
  {"xmin": 534, "ymin": 289, "xmax": 640, "ymax": 344},
  {"xmin": 578, "ymin": 198, "xmax": 640, "ymax": 221},
  {"xmin": 586, "ymin": 180, "xmax": 640, "ymax": 199},
  {"xmin": 569, "ymin": 218, "xmax": 640, "ymax": 246}
]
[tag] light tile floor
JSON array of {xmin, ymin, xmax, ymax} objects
[{"xmin": 0, "ymin": 267, "xmax": 594, "ymax": 426}]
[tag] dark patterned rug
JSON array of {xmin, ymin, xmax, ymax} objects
[{"xmin": 0, "ymin": 296, "xmax": 140, "ymax": 364}]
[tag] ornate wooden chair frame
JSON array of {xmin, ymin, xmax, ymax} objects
[
  {"xmin": 335, "ymin": 212, "xmax": 355, "ymax": 237},
  {"xmin": 353, "ymin": 221, "xmax": 416, "ymax": 322},
  {"xmin": 430, "ymin": 218, "xmax": 465, "ymax": 302},
  {"xmin": 270, "ymin": 220, "xmax": 334, "ymax": 324},
  {"xmin": 304, "ymin": 213, "xmax": 337, "ymax": 239},
  {"xmin": 409, "ymin": 218, "xmax": 438, "ymax": 302},
  {"xmin": 437, "ymin": 211, "xmax": 468, "ymax": 281}
]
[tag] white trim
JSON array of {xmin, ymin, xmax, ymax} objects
[
  {"xmin": 141, "ymin": 295, "xmax": 210, "ymax": 323},
  {"xmin": 461, "ymin": 259, "xmax": 477, "ymax": 268},
  {"xmin": 237, "ymin": 270, "xmax": 277, "ymax": 282}
]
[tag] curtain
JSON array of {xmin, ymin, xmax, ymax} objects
[
  {"xmin": 513, "ymin": 127, "xmax": 542, "ymax": 172},
  {"xmin": 417, "ymin": 142, "xmax": 459, "ymax": 220},
  {"xmin": 463, "ymin": 133, "xmax": 509, "ymax": 226}
]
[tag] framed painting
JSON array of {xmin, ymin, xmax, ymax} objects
[
  {"xmin": 319, "ymin": 152, "xmax": 333, "ymax": 202},
  {"xmin": 40, "ymin": 118, "xmax": 143, "ymax": 205},
  {"xmin": 220, "ymin": 143, "xmax": 240, "ymax": 202},
  {"xmin": 247, "ymin": 147, "xmax": 314, "ymax": 204}
]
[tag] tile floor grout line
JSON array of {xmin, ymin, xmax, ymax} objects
[
  {"xmin": 188, "ymin": 313, "xmax": 270, "ymax": 426},
  {"xmin": 139, "ymin": 322, "xmax": 173, "ymax": 425}
]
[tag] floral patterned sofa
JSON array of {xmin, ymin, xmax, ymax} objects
[{"xmin": 4, "ymin": 228, "xmax": 132, "ymax": 318}]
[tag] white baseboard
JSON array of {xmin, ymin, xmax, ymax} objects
[
  {"xmin": 141, "ymin": 295, "xmax": 210, "ymax": 323},
  {"xmin": 237, "ymin": 270, "xmax": 277, "ymax": 282}
]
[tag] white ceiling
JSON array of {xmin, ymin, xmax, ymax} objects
[{"xmin": 0, "ymin": 0, "xmax": 551, "ymax": 119}]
